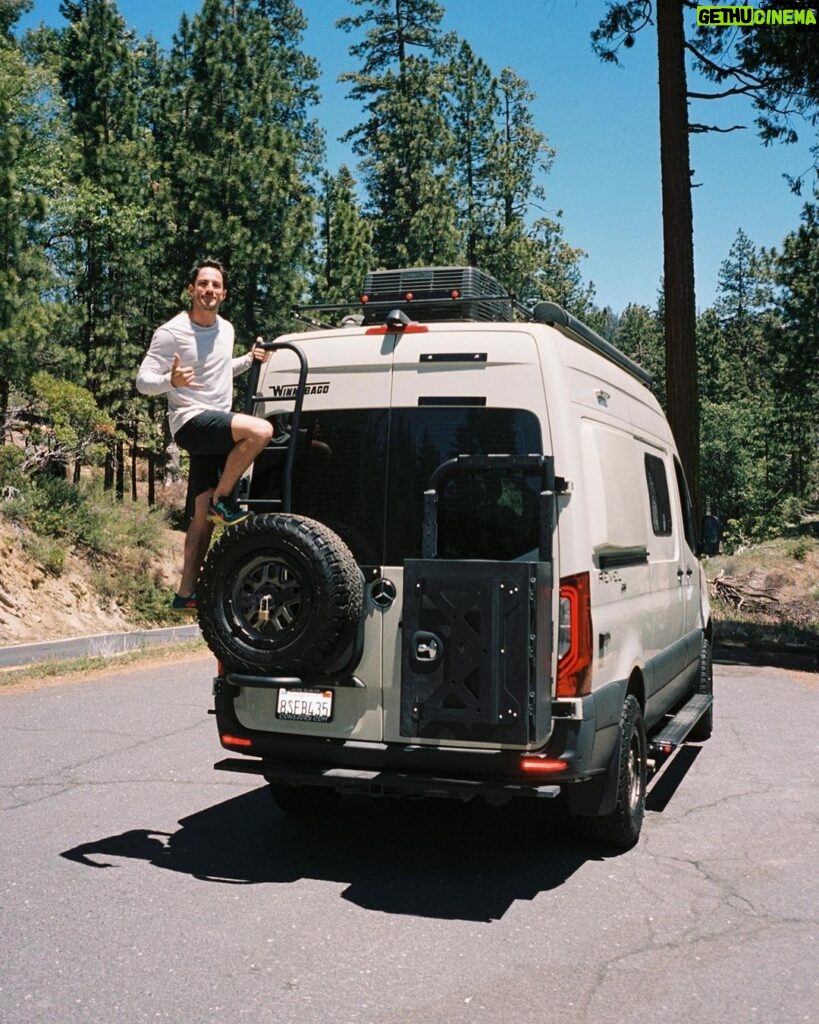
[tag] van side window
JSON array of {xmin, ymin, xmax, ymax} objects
[
  {"xmin": 673, "ymin": 457, "xmax": 697, "ymax": 551},
  {"xmin": 644, "ymin": 454, "xmax": 672, "ymax": 536}
]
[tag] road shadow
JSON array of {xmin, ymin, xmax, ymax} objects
[
  {"xmin": 61, "ymin": 789, "xmax": 621, "ymax": 921},
  {"xmin": 646, "ymin": 744, "xmax": 702, "ymax": 813},
  {"xmin": 714, "ymin": 638, "xmax": 818, "ymax": 672}
]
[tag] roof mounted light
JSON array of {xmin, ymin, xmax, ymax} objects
[{"xmin": 385, "ymin": 309, "xmax": 412, "ymax": 330}]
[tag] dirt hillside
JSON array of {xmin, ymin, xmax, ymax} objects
[{"xmin": 0, "ymin": 520, "xmax": 184, "ymax": 646}]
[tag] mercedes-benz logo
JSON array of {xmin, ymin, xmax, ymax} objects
[{"xmin": 370, "ymin": 577, "xmax": 397, "ymax": 611}]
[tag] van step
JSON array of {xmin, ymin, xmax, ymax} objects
[{"xmin": 650, "ymin": 694, "xmax": 713, "ymax": 754}]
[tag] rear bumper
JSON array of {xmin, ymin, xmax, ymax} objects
[
  {"xmin": 213, "ymin": 676, "xmax": 615, "ymax": 802},
  {"xmin": 215, "ymin": 755, "xmax": 563, "ymax": 802}
]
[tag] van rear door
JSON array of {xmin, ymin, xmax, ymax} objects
[{"xmin": 381, "ymin": 324, "xmax": 554, "ymax": 749}]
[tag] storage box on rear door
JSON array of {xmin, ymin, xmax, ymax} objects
[{"xmin": 401, "ymin": 559, "xmax": 546, "ymax": 744}]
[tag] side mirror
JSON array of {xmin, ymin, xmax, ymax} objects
[{"xmin": 700, "ymin": 514, "xmax": 721, "ymax": 556}]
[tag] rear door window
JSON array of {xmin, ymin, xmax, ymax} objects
[
  {"xmin": 270, "ymin": 407, "xmax": 542, "ymax": 565},
  {"xmin": 386, "ymin": 407, "xmax": 543, "ymax": 563}
]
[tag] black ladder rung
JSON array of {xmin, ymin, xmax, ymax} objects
[{"xmin": 242, "ymin": 498, "xmax": 284, "ymax": 511}]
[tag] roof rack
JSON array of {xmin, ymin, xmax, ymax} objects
[
  {"xmin": 293, "ymin": 266, "xmax": 526, "ymax": 326},
  {"xmin": 532, "ymin": 301, "xmax": 653, "ymax": 386},
  {"xmin": 291, "ymin": 265, "xmax": 652, "ymax": 387}
]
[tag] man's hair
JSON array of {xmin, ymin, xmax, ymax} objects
[{"xmin": 189, "ymin": 259, "xmax": 227, "ymax": 290}]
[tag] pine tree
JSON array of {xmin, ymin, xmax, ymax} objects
[
  {"xmin": 614, "ymin": 303, "xmax": 666, "ymax": 405},
  {"xmin": 770, "ymin": 200, "xmax": 819, "ymax": 506},
  {"xmin": 313, "ymin": 166, "xmax": 373, "ymax": 306},
  {"xmin": 159, "ymin": 0, "xmax": 322, "ymax": 338},
  {"xmin": 476, "ymin": 67, "xmax": 586, "ymax": 309},
  {"xmin": 55, "ymin": 0, "xmax": 155, "ymax": 494},
  {"xmin": 446, "ymin": 41, "xmax": 498, "ymax": 268},
  {"xmin": 338, "ymin": 0, "xmax": 461, "ymax": 268},
  {"xmin": 0, "ymin": 17, "xmax": 63, "ymax": 430}
]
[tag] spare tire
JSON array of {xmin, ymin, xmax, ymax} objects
[{"xmin": 197, "ymin": 513, "xmax": 363, "ymax": 676}]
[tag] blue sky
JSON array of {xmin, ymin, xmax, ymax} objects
[{"xmin": 17, "ymin": 0, "xmax": 816, "ymax": 313}]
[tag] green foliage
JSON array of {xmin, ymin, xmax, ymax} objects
[
  {"xmin": 692, "ymin": 7, "xmax": 819, "ymax": 190},
  {"xmin": 30, "ymin": 370, "xmax": 115, "ymax": 452},
  {"xmin": 0, "ymin": 443, "xmax": 24, "ymax": 488},
  {"xmin": 313, "ymin": 166, "xmax": 373, "ymax": 305},
  {"xmin": 21, "ymin": 531, "xmax": 66, "ymax": 575},
  {"xmin": 3, "ymin": 476, "xmax": 109, "ymax": 549},
  {"xmin": 339, "ymin": 0, "xmax": 462, "ymax": 267},
  {"xmin": 697, "ymin": 215, "xmax": 819, "ymax": 544},
  {"xmin": 2, "ymin": 473, "xmax": 174, "ymax": 618},
  {"xmin": 785, "ymin": 536, "xmax": 811, "ymax": 563},
  {"xmin": 159, "ymin": 0, "xmax": 322, "ymax": 337},
  {"xmin": 0, "ymin": 36, "xmax": 62, "ymax": 418},
  {"xmin": 2, "ymin": 472, "xmax": 167, "ymax": 549},
  {"xmin": 613, "ymin": 303, "xmax": 666, "ymax": 406},
  {"xmin": 91, "ymin": 562, "xmax": 170, "ymax": 624}
]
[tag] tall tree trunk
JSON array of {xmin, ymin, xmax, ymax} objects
[
  {"xmin": 104, "ymin": 446, "xmax": 114, "ymax": 490},
  {"xmin": 657, "ymin": 0, "xmax": 701, "ymax": 513},
  {"xmin": 116, "ymin": 438, "xmax": 124, "ymax": 500},
  {"xmin": 0, "ymin": 378, "xmax": 8, "ymax": 441},
  {"xmin": 131, "ymin": 435, "xmax": 138, "ymax": 502},
  {"xmin": 147, "ymin": 450, "xmax": 156, "ymax": 507}
]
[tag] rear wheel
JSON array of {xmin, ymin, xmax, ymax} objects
[
  {"xmin": 578, "ymin": 695, "xmax": 647, "ymax": 850},
  {"xmin": 688, "ymin": 636, "xmax": 714, "ymax": 741}
]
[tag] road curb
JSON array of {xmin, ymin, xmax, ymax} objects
[{"xmin": 0, "ymin": 624, "xmax": 202, "ymax": 669}]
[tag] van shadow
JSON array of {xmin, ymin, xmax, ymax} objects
[{"xmin": 61, "ymin": 789, "xmax": 614, "ymax": 922}]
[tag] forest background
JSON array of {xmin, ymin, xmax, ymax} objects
[{"xmin": 0, "ymin": 0, "xmax": 818, "ymax": 627}]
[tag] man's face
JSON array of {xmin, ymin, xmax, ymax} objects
[{"xmin": 188, "ymin": 267, "xmax": 227, "ymax": 317}]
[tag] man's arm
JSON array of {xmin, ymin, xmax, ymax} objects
[
  {"xmin": 136, "ymin": 328, "xmax": 176, "ymax": 395},
  {"xmin": 232, "ymin": 338, "xmax": 269, "ymax": 378}
]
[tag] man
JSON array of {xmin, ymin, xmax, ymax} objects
[{"xmin": 136, "ymin": 260, "xmax": 273, "ymax": 613}]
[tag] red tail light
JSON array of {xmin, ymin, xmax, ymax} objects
[
  {"xmin": 520, "ymin": 757, "xmax": 569, "ymax": 774},
  {"xmin": 556, "ymin": 572, "xmax": 593, "ymax": 697},
  {"xmin": 221, "ymin": 734, "xmax": 253, "ymax": 749}
]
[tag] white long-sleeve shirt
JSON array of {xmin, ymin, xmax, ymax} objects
[{"xmin": 136, "ymin": 311, "xmax": 253, "ymax": 437}]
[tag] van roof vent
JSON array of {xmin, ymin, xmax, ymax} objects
[{"xmin": 360, "ymin": 266, "xmax": 514, "ymax": 324}]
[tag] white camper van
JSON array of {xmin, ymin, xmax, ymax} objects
[{"xmin": 198, "ymin": 267, "xmax": 712, "ymax": 849}]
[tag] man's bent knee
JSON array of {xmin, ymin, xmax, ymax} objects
[{"xmin": 231, "ymin": 413, "xmax": 274, "ymax": 446}]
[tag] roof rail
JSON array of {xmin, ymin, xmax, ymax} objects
[{"xmin": 532, "ymin": 301, "xmax": 653, "ymax": 386}]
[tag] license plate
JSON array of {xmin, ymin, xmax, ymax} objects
[{"xmin": 276, "ymin": 687, "xmax": 334, "ymax": 723}]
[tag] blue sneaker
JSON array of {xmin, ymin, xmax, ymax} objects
[
  {"xmin": 207, "ymin": 498, "xmax": 251, "ymax": 527},
  {"xmin": 171, "ymin": 592, "xmax": 197, "ymax": 614}
]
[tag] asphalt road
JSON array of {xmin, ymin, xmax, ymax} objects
[{"xmin": 1, "ymin": 655, "xmax": 816, "ymax": 1024}]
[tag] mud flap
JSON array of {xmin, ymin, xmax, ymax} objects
[
  {"xmin": 564, "ymin": 728, "xmax": 621, "ymax": 817},
  {"xmin": 401, "ymin": 559, "xmax": 551, "ymax": 744}
]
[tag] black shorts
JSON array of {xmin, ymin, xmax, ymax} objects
[{"xmin": 175, "ymin": 411, "xmax": 236, "ymax": 515}]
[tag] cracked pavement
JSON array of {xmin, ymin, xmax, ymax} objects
[{"xmin": 0, "ymin": 656, "xmax": 817, "ymax": 1024}]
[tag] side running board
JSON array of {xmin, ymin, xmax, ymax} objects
[{"xmin": 649, "ymin": 694, "xmax": 713, "ymax": 755}]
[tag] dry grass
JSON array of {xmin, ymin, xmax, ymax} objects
[{"xmin": 705, "ymin": 537, "xmax": 819, "ymax": 651}]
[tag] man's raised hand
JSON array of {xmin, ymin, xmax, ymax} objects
[{"xmin": 170, "ymin": 352, "xmax": 202, "ymax": 388}]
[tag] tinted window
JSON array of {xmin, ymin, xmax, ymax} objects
[
  {"xmin": 254, "ymin": 408, "xmax": 542, "ymax": 564},
  {"xmin": 673, "ymin": 457, "xmax": 698, "ymax": 551},
  {"xmin": 645, "ymin": 454, "xmax": 672, "ymax": 536},
  {"xmin": 386, "ymin": 408, "xmax": 543, "ymax": 563}
]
